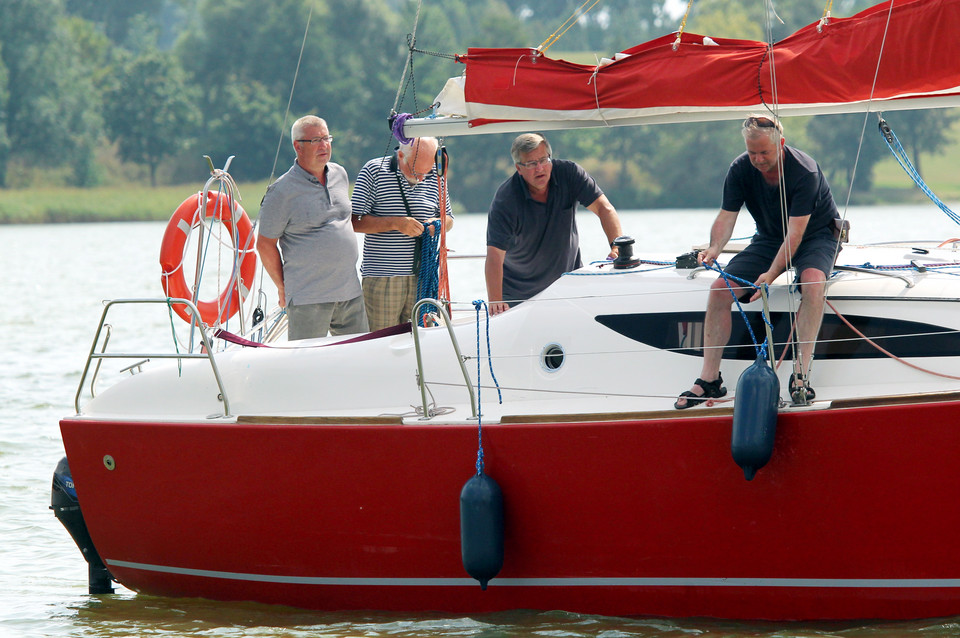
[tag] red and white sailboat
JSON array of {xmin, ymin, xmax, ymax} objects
[{"xmin": 53, "ymin": 0, "xmax": 960, "ymax": 621}]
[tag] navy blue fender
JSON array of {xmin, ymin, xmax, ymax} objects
[
  {"xmin": 731, "ymin": 356, "xmax": 781, "ymax": 480},
  {"xmin": 459, "ymin": 472, "xmax": 503, "ymax": 589}
]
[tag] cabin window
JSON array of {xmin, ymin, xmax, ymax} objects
[{"xmin": 595, "ymin": 311, "xmax": 959, "ymax": 360}]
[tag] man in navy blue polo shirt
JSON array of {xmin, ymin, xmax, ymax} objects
[{"xmin": 485, "ymin": 133, "xmax": 623, "ymax": 315}]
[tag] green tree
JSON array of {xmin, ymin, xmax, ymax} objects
[
  {"xmin": 501, "ymin": 0, "xmax": 674, "ymax": 52},
  {"xmin": 0, "ymin": 0, "xmax": 104, "ymax": 186},
  {"xmin": 197, "ymin": 80, "xmax": 285, "ymax": 182},
  {"xmin": 0, "ymin": 41, "xmax": 9, "ymax": 186},
  {"xmin": 174, "ymin": 0, "xmax": 402, "ymax": 180},
  {"xmin": 685, "ymin": 0, "xmax": 764, "ymax": 41},
  {"xmin": 645, "ymin": 122, "xmax": 743, "ymax": 208},
  {"xmin": 804, "ymin": 112, "xmax": 887, "ymax": 198},
  {"xmin": 879, "ymin": 109, "xmax": 960, "ymax": 178},
  {"xmin": 392, "ymin": 0, "xmax": 531, "ymax": 212},
  {"xmin": 103, "ymin": 49, "xmax": 200, "ymax": 186},
  {"xmin": 64, "ymin": 0, "xmax": 160, "ymax": 44}
]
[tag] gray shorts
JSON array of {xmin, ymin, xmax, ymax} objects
[{"xmin": 286, "ymin": 295, "xmax": 369, "ymax": 340}]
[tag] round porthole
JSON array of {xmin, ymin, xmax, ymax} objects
[{"xmin": 541, "ymin": 343, "xmax": 565, "ymax": 371}]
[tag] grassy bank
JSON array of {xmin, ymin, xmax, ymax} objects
[
  {"xmin": 0, "ymin": 181, "xmax": 269, "ymax": 224},
  {"xmin": 2, "ymin": 146, "xmax": 958, "ymax": 224}
]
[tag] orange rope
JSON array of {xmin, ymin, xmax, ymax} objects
[
  {"xmin": 436, "ymin": 147, "xmax": 450, "ymax": 305},
  {"xmin": 825, "ymin": 298, "xmax": 960, "ymax": 381}
]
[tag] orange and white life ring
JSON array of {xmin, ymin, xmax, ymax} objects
[{"xmin": 160, "ymin": 191, "xmax": 257, "ymax": 324}]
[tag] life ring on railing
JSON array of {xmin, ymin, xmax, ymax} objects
[{"xmin": 160, "ymin": 191, "xmax": 257, "ymax": 325}]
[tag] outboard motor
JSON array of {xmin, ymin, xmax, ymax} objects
[
  {"xmin": 50, "ymin": 456, "xmax": 114, "ymax": 593},
  {"xmin": 731, "ymin": 356, "xmax": 780, "ymax": 480},
  {"xmin": 460, "ymin": 472, "xmax": 504, "ymax": 589},
  {"xmin": 612, "ymin": 236, "xmax": 641, "ymax": 269}
]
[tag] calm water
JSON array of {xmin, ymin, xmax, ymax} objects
[{"xmin": 3, "ymin": 205, "xmax": 960, "ymax": 637}]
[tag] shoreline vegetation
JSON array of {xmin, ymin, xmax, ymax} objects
[
  {"xmin": 1, "ymin": 152, "xmax": 958, "ymax": 225},
  {"xmin": 0, "ymin": 181, "xmax": 271, "ymax": 225}
]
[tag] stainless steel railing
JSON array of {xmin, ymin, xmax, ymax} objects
[
  {"xmin": 410, "ymin": 298, "xmax": 477, "ymax": 420},
  {"xmin": 74, "ymin": 298, "xmax": 231, "ymax": 416}
]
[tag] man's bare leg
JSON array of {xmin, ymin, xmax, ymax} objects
[{"xmin": 675, "ymin": 280, "xmax": 738, "ymax": 407}]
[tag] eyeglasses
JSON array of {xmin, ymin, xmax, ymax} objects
[
  {"xmin": 297, "ymin": 136, "xmax": 334, "ymax": 144},
  {"xmin": 517, "ymin": 155, "xmax": 552, "ymax": 169}
]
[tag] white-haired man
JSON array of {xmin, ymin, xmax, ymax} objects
[
  {"xmin": 351, "ymin": 137, "xmax": 453, "ymax": 331},
  {"xmin": 257, "ymin": 115, "xmax": 368, "ymax": 340}
]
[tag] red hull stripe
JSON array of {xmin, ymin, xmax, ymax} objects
[{"xmin": 107, "ymin": 561, "xmax": 960, "ymax": 589}]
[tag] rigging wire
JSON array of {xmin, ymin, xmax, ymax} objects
[
  {"xmin": 818, "ymin": 0, "xmax": 834, "ymax": 31},
  {"xmin": 753, "ymin": 0, "xmax": 803, "ymax": 374},
  {"xmin": 392, "ymin": 0, "xmax": 424, "ymax": 116},
  {"xmin": 537, "ymin": 0, "xmax": 602, "ymax": 54},
  {"xmin": 269, "ymin": 4, "xmax": 313, "ymax": 184},
  {"xmin": 384, "ymin": 3, "xmax": 456, "ymax": 324},
  {"xmin": 834, "ymin": 8, "xmax": 896, "ymax": 230},
  {"xmin": 243, "ymin": 4, "xmax": 314, "ymax": 344},
  {"xmin": 672, "ymin": 0, "xmax": 695, "ymax": 50},
  {"xmin": 752, "ymin": 0, "xmax": 895, "ymax": 386}
]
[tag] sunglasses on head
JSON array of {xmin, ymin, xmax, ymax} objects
[{"xmin": 744, "ymin": 116, "xmax": 779, "ymax": 129}]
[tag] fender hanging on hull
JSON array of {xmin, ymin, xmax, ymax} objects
[
  {"xmin": 731, "ymin": 356, "xmax": 781, "ymax": 480},
  {"xmin": 460, "ymin": 472, "xmax": 504, "ymax": 589}
]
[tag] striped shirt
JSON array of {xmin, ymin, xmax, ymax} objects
[{"xmin": 351, "ymin": 154, "xmax": 452, "ymax": 277}]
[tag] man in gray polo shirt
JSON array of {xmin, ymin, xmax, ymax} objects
[{"xmin": 257, "ymin": 115, "xmax": 368, "ymax": 340}]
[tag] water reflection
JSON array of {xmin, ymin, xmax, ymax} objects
[
  {"xmin": 6, "ymin": 216, "xmax": 960, "ymax": 637},
  {"xmin": 61, "ymin": 591, "xmax": 957, "ymax": 638}
]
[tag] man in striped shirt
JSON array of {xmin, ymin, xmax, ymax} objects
[{"xmin": 351, "ymin": 137, "xmax": 454, "ymax": 331}]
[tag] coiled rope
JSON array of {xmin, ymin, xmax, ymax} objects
[{"xmin": 416, "ymin": 219, "xmax": 443, "ymax": 326}]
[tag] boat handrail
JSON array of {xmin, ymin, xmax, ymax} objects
[
  {"xmin": 74, "ymin": 298, "xmax": 231, "ymax": 417},
  {"xmin": 410, "ymin": 298, "xmax": 477, "ymax": 420},
  {"xmin": 834, "ymin": 264, "xmax": 915, "ymax": 287}
]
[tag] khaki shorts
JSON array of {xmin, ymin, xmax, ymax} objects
[{"xmin": 362, "ymin": 275, "xmax": 417, "ymax": 332}]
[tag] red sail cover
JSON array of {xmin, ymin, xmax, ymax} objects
[{"xmin": 460, "ymin": 0, "xmax": 960, "ymax": 128}]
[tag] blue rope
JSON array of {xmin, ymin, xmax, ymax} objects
[
  {"xmin": 852, "ymin": 261, "xmax": 960, "ymax": 271},
  {"xmin": 472, "ymin": 300, "xmax": 503, "ymax": 405},
  {"xmin": 472, "ymin": 300, "xmax": 504, "ymax": 476},
  {"xmin": 879, "ymin": 118, "xmax": 960, "ymax": 226},
  {"xmin": 704, "ymin": 263, "xmax": 771, "ymax": 360},
  {"xmin": 416, "ymin": 219, "xmax": 442, "ymax": 326}
]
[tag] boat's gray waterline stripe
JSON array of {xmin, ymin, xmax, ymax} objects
[{"xmin": 106, "ymin": 560, "xmax": 960, "ymax": 588}]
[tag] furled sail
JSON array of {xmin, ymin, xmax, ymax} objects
[{"xmin": 404, "ymin": 0, "xmax": 960, "ymax": 138}]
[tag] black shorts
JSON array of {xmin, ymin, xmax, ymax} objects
[{"xmin": 723, "ymin": 232, "xmax": 840, "ymax": 295}]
